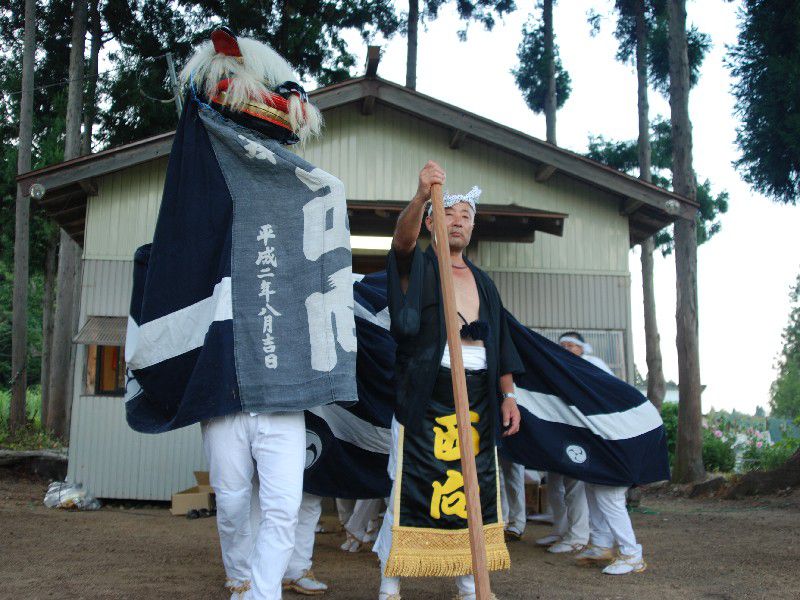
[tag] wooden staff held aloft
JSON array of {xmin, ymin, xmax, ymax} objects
[{"xmin": 429, "ymin": 182, "xmax": 492, "ymax": 599}]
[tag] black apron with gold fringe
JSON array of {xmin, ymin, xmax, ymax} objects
[{"xmin": 385, "ymin": 367, "xmax": 510, "ymax": 577}]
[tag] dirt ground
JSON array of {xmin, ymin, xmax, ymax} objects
[{"xmin": 3, "ymin": 471, "xmax": 800, "ymax": 600}]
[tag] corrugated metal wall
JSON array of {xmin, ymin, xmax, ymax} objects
[
  {"xmin": 67, "ymin": 396, "xmax": 205, "ymax": 500},
  {"xmin": 84, "ymin": 159, "xmax": 168, "ymax": 261},
  {"xmin": 84, "ymin": 104, "xmax": 629, "ymax": 274},
  {"xmin": 68, "ymin": 259, "xmax": 208, "ymax": 500},
  {"xmin": 487, "ymin": 270, "xmax": 629, "ymax": 330},
  {"xmin": 488, "ymin": 270, "xmax": 633, "ymax": 382},
  {"xmin": 70, "ymin": 100, "xmax": 636, "ymax": 499},
  {"xmin": 80, "ymin": 259, "xmax": 134, "ymax": 317}
]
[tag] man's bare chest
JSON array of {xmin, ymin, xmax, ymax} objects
[{"xmin": 451, "ymin": 270, "xmax": 481, "ymax": 323}]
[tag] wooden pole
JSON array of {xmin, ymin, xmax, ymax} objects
[{"xmin": 429, "ymin": 183, "xmax": 491, "ymax": 599}]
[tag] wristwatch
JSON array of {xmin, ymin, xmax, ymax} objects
[{"xmin": 502, "ymin": 392, "xmax": 516, "ymax": 400}]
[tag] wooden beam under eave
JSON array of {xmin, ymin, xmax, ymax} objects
[
  {"xmin": 78, "ymin": 178, "xmax": 98, "ymax": 196},
  {"xmin": 621, "ymin": 198, "xmax": 644, "ymax": 215},
  {"xmin": 535, "ymin": 164, "xmax": 557, "ymax": 183},
  {"xmin": 449, "ymin": 130, "xmax": 465, "ymax": 149},
  {"xmin": 49, "ymin": 203, "xmax": 87, "ymax": 220}
]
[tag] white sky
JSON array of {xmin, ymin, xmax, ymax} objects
[{"xmin": 340, "ymin": 0, "xmax": 800, "ymax": 415}]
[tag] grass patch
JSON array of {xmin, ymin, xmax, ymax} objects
[{"xmin": 0, "ymin": 387, "xmax": 64, "ymax": 450}]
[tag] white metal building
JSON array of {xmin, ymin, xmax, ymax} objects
[{"xmin": 19, "ymin": 73, "xmax": 697, "ymax": 500}]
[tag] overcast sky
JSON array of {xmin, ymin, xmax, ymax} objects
[{"xmin": 341, "ymin": 0, "xmax": 800, "ymax": 415}]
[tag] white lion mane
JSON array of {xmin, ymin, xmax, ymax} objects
[{"xmin": 181, "ymin": 36, "xmax": 322, "ymax": 144}]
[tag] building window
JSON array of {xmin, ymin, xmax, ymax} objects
[{"xmin": 86, "ymin": 345, "xmax": 126, "ymax": 396}]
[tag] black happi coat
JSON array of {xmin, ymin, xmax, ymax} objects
[{"xmin": 387, "ymin": 245, "xmax": 523, "ymax": 438}]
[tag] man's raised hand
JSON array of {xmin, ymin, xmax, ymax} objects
[{"xmin": 414, "ymin": 160, "xmax": 446, "ymax": 204}]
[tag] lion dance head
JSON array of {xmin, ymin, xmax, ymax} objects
[{"xmin": 181, "ymin": 27, "xmax": 322, "ymax": 145}]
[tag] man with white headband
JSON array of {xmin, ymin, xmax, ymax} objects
[
  {"xmin": 373, "ymin": 161, "xmax": 523, "ymax": 600},
  {"xmin": 557, "ymin": 331, "xmax": 646, "ymax": 575}
]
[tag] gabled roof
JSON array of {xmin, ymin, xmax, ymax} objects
[{"xmin": 17, "ymin": 75, "xmax": 697, "ymax": 247}]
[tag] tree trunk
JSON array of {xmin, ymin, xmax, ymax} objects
[
  {"xmin": 635, "ymin": 0, "xmax": 666, "ymax": 410},
  {"xmin": 47, "ymin": 232, "xmax": 82, "ymax": 440},
  {"xmin": 64, "ymin": 0, "xmax": 88, "ymax": 160},
  {"xmin": 81, "ymin": 0, "xmax": 101, "ymax": 156},
  {"xmin": 667, "ymin": 0, "xmax": 704, "ymax": 483},
  {"xmin": 10, "ymin": 0, "xmax": 37, "ymax": 434},
  {"xmin": 641, "ymin": 239, "xmax": 666, "ymax": 409},
  {"xmin": 48, "ymin": 0, "xmax": 88, "ymax": 441},
  {"xmin": 406, "ymin": 0, "xmax": 419, "ymax": 89},
  {"xmin": 543, "ymin": 0, "xmax": 557, "ymax": 144},
  {"xmin": 40, "ymin": 233, "xmax": 58, "ymax": 428}
]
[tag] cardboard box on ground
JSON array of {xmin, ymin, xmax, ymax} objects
[
  {"xmin": 525, "ymin": 483, "xmax": 549, "ymax": 515},
  {"xmin": 171, "ymin": 471, "xmax": 214, "ymax": 516}
]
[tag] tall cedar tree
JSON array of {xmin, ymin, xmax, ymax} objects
[
  {"xmin": 0, "ymin": 1, "xmax": 64, "ymax": 391},
  {"xmin": 9, "ymin": 0, "xmax": 36, "ymax": 433},
  {"xmin": 588, "ymin": 0, "xmax": 713, "ymax": 408},
  {"xmin": 729, "ymin": 0, "xmax": 800, "ymax": 203},
  {"xmin": 668, "ymin": 0, "xmax": 704, "ymax": 484},
  {"xmin": 513, "ymin": 0, "xmax": 571, "ymax": 143}
]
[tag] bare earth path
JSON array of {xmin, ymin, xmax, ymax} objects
[{"xmin": 3, "ymin": 472, "xmax": 799, "ymax": 600}]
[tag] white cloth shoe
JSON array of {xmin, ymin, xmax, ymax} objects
[
  {"xmin": 547, "ymin": 541, "xmax": 585, "ymax": 554},
  {"xmin": 282, "ymin": 570, "xmax": 328, "ymax": 595},
  {"xmin": 504, "ymin": 525, "xmax": 523, "ymax": 541},
  {"xmin": 575, "ymin": 545, "xmax": 616, "ymax": 565},
  {"xmin": 379, "ymin": 575, "xmax": 401, "ymax": 599},
  {"xmin": 535, "ymin": 534, "xmax": 561, "ymax": 546},
  {"xmin": 602, "ymin": 554, "xmax": 646, "ymax": 575},
  {"xmin": 340, "ymin": 532, "xmax": 363, "ymax": 552}
]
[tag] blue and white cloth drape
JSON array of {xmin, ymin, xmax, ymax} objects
[
  {"xmin": 125, "ymin": 96, "xmax": 669, "ymax": 497},
  {"xmin": 125, "ymin": 95, "xmax": 357, "ymax": 432}
]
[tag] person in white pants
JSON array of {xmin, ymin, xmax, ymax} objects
[
  {"xmin": 557, "ymin": 331, "xmax": 646, "ymax": 574},
  {"xmin": 373, "ymin": 419, "xmax": 477, "ymax": 600},
  {"xmin": 499, "ymin": 458, "xmax": 527, "ymax": 540},
  {"xmin": 282, "ymin": 493, "xmax": 329, "ymax": 595},
  {"xmin": 341, "ymin": 498, "xmax": 385, "ymax": 552},
  {"xmin": 203, "ymin": 412, "xmax": 306, "ymax": 600},
  {"xmin": 536, "ymin": 472, "xmax": 590, "ymax": 553},
  {"xmin": 576, "ymin": 484, "xmax": 645, "ymax": 574}
]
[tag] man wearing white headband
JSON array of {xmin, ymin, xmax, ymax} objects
[
  {"xmin": 373, "ymin": 161, "xmax": 523, "ymax": 600},
  {"xmin": 556, "ymin": 331, "xmax": 646, "ymax": 575}
]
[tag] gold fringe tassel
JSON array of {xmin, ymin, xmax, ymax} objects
[{"xmin": 384, "ymin": 523, "xmax": 510, "ymax": 578}]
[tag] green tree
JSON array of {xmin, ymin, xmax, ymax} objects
[
  {"xmin": 587, "ymin": 1, "xmax": 710, "ymax": 408},
  {"xmin": 770, "ymin": 274, "xmax": 800, "ymax": 420},
  {"xmin": 728, "ymin": 0, "xmax": 800, "ymax": 203},
  {"xmin": 97, "ymin": 0, "xmax": 401, "ymax": 146},
  {"xmin": 594, "ymin": 0, "xmax": 710, "ymax": 95},
  {"xmin": 0, "ymin": 2, "xmax": 66, "ymax": 395},
  {"xmin": 513, "ymin": 0, "xmax": 571, "ymax": 143}
]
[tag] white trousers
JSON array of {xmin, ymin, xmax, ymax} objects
[
  {"xmin": 546, "ymin": 472, "xmax": 590, "ymax": 545},
  {"xmin": 336, "ymin": 498, "xmax": 355, "ymax": 525},
  {"xmin": 203, "ymin": 412, "xmax": 306, "ymax": 600},
  {"xmin": 499, "ymin": 458, "xmax": 526, "ymax": 532},
  {"xmin": 345, "ymin": 498, "xmax": 384, "ymax": 541},
  {"xmin": 285, "ymin": 493, "xmax": 323, "ymax": 580},
  {"xmin": 585, "ymin": 483, "xmax": 642, "ymax": 557},
  {"xmin": 374, "ymin": 418, "xmax": 475, "ymax": 595}
]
